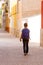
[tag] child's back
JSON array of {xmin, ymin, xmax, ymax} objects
[{"xmin": 22, "ymin": 28, "xmax": 30, "ymax": 40}]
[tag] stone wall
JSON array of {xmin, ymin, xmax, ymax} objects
[
  {"xmin": 40, "ymin": 29, "xmax": 43, "ymax": 47},
  {"xmin": 9, "ymin": 0, "xmax": 22, "ymax": 37},
  {"xmin": 22, "ymin": 0, "xmax": 41, "ymax": 17}
]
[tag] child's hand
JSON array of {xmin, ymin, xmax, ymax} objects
[
  {"xmin": 29, "ymin": 37, "xmax": 31, "ymax": 40},
  {"xmin": 20, "ymin": 38, "xmax": 21, "ymax": 42}
]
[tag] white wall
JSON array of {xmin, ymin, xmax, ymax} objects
[{"xmin": 22, "ymin": 14, "xmax": 41, "ymax": 43}]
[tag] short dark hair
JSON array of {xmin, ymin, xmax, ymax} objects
[{"xmin": 24, "ymin": 23, "xmax": 28, "ymax": 27}]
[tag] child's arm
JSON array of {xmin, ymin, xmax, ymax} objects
[
  {"xmin": 20, "ymin": 33, "xmax": 22, "ymax": 42},
  {"xmin": 29, "ymin": 31, "xmax": 31, "ymax": 40}
]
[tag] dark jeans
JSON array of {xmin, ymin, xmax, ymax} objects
[{"xmin": 23, "ymin": 39, "xmax": 29, "ymax": 54}]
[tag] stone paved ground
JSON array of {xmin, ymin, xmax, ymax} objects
[
  {"xmin": 0, "ymin": 29, "xmax": 43, "ymax": 65},
  {"xmin": 0, "ymin": 46, "xmax": 43, "ymax": 65}
]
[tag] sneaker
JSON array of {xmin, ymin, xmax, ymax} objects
[{"xmin": 24, "ymin": 53, "xmax": 27, "ymax": 56}]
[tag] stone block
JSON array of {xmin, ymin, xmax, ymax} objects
[{"xmin": 40, "ymin": 29, "xmax": 43, "ymax": 47}]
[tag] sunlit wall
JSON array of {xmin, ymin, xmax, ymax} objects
[
  {"xmin": 10, "ymin": 0, "xmax": 17, "ymax": 28},
  {"xmin": 22, "ymin": 14, "xmax": 41, "ymax": 43},
  {"xmin": 10, "ymin": 0, "xmax": 17, "ymax": 13}
]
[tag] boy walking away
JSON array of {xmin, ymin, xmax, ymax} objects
[{"xmin": 20, "ymin": 23, "xmax": 30, "ymax": 56}]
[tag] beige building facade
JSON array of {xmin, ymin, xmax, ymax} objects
[{"xmin": 1, "ymin": 0, "xmax": 43, "ymax": 46}]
